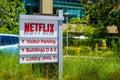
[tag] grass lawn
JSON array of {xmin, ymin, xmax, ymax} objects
[
  {"xmin": 63, "ymin": 57, "xmax": 120, "ymax": 80},
  {"xmin": 0, "ymin": 52, "xmax": 120, "ymax": 80}
]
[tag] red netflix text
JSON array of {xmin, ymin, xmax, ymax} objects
[{"xmin": 24, "ymin": 23, "xmax": 54, "ymax": 33}]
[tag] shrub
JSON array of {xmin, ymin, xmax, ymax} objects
[
  {"xmin": 63, "ymin": 38, "xmax": 93, "ymax": 47},
  {"xmin": 111, "ymin": 39, "xmax": 118, "ymax": 52},
  {"xmin": 0, "ymin": 0, "xmax": 26, "ymax": 34},
  {"xmin": 63, "ymin": 46, "xmax": 92, "ymax": 56},
  {"xmin": 102, "ymin": 51, "xmax": 114, "ymax": 57},
  {"xmin": 63, "ymin": 47, "xmax": 81, "ymax": 55},
  {"xmin": 80, "ymin": 46, "xmax": 92, "ymax": 54}
]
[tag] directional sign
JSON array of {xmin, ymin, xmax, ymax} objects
[
  {"xmin": 19, "ymin": 10, "xmax": 64, "ymax": 80},
  {"xmin": 19, "ymin": 14, "xmax": 64, "ymax": 64}
]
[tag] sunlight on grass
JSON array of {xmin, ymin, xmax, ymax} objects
[{"xmin": 0, "ymin": 52, "xmax": 120, "ymax": 80}]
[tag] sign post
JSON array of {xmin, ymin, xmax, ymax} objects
[
  {"xmin": 19, "ymin": 10, "xmax": 64, "ymax": 80},
  {"xmin": 57, "ymin": 10, "xmax": 63, "ymax": 80}
]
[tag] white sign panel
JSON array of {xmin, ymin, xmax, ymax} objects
[
  {"xmin": 19, "ymin": 14, "xmax": 63, "ymax": 64},
  {"xmin": 20, "ymin": 54, "xmax": 57, "ymax": 64}
]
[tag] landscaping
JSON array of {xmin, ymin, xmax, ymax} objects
[
  {"xmin": 0, "ymin": 0, "xmax": 120, "ymax": 80},
  {"xmin": 0, "ymin": 51, "xmax": 120, "ymax": 80}
]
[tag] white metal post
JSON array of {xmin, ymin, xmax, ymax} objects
[{"xmin": 57, "ymin": 10, "xmax": 64, "ymax": 80}]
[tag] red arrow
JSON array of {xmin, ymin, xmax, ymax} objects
[
  {"xmin": 22, "ymin": 40, "xmax": 24, "ymax": 43},
  {"xmin": 22, "ymin": 57, "xmax": 24, "ymax": 61},
  {"xmin": 22, "ymin": 49, "xmax": 24, "ymax": 52}
]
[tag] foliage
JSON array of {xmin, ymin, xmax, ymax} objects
[
  {"xmin": 83, "ymin": 25, "xmax": 94, "ymax": 37},
  {"xmin": 0, "ymin": 53, "xmax": 34, "ymax": 80},
  {"xmin": 63, "ymin": 56, "xmax": 120, "ymax": 80},
  {"xmin": 69, "ymin": 18, "xmax": 81, "ymax": 24},
  {"xmin": 92, "ymin": 21, "xmax": 107, "ymax": 38},
  {"xmin": 80, "ymin": 46, "xmax": 92, "ymax": 54},
  {"xmin": 109, "ymin": 38, "xmax": 120, "ymax": 58},
  {"xmin": 63, "ymin": 25, "xmax": 94, "ymax": 39},
  {"xmin": 111, "ymin": 39, "xmax": 118, "ymax": 52},
  {"xmin": 102, "ymin": 51, "xmax": 114, "ymax": 57},
  {"xmin": 74, "ymin": 24, "xmax": 84, "ymax": 34},
  {"xmin": 63, "ymin": 38, "xmax": 93, "ymax": 48},
  {"xmin": 118, "ymin": 38, "xmax": 120, "ymax": 51},
  {"xmin": 0, "ymin": 52, "xmax": 58, "ymax": 80},
  {"xmin": 0, "ymin": 0, "xmax": 26, "ymax": 34},
  {"xmin": 74, "ymin": 24, "xmax": 94, "ymax": 38},
  {"xmin": 68, "ymin": 16, "xmax": 94, "ymax": 38},
  {"xmin": 0, "ymin": 26, "xmax": 11, "ymax": 34},
  {"xmin": 69, "ymin": 16, "xmax": 88, "ymax": 24},
  {"xmin": 80, "ymin": 0, "xmax": 120, "ymax": 37},
  {"xmin": 0, "ymin": 51, "xmax": 120, "ymax": 80},
  {"xmin": 80, "ymin": 0, "xmax": 115, "ymax": 25},
  {"xmin": 63, "ymin": 46, "xmax": 81, "ymax": 55},
  {"xmin": 63, "ymin": 46, "xmax": 115, "ymax": 57},
  {"xmin": 63, "ymin": 46, "xmax": 88, "ymax": 56}
]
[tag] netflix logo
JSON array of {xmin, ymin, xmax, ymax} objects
[{"xmin": 24, "ymin": 23, "xmax": 54, "ymax": 33}]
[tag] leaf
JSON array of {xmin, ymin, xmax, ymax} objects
[{"xmin": 0, "ymin": 0, "xmax": 26, "ymax": 34}]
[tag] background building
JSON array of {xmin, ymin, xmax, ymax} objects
[
  {"xmin": 53, "ymin": 0, "xmax": 84, "ymax": 19},
  {"xmin": 22, "ymin": 0, "xmax": 84, "ymax": 20}
]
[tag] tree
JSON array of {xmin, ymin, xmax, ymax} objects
[
  {"xmin": 0, "ymin": 0, "xmax": 26, "ymax": 34},
  {"xmin": 80, "ymin": 0, "xmax": 120, "ymax": 37},
  {"xmin": 69, "ymin": 16, "xmax": 88, "ymax": 24},
  {"xmin": 68, "ymin": 17, "xmax": 94, "ymax": 38}
]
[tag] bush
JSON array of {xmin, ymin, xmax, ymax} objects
[
  {"xmin": 0, "ymin": 26, "xmax": 11, "ymax": 34},
  {"xmin": 0, "ymin": 0, "xmax": 26, "ymax": 34},
  {"xmin": 102, "ymin": 51, "xmax": 114, "ymax": 57},
  {"xmin": 80, "ymin": 46, "xmax": 92, "ymax": 54},
  {"xmin": 63, "ymin": 38, "xmax": 92, "ymax": 47},
  {"xmin": 63, "ymin": 46, "xmax": 92, "ymax": 56}
]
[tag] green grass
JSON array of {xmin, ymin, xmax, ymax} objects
[
  {"xmin": 0, "ymin": 52, "xmax": 120, "ymax": 80},
  {"xmin": 63, "ymin": 57, "xmax": 120, "ymax": 80},
  {"xmin": 0, "ymin": 52, "xmax": 41, "ymax": 80}
]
